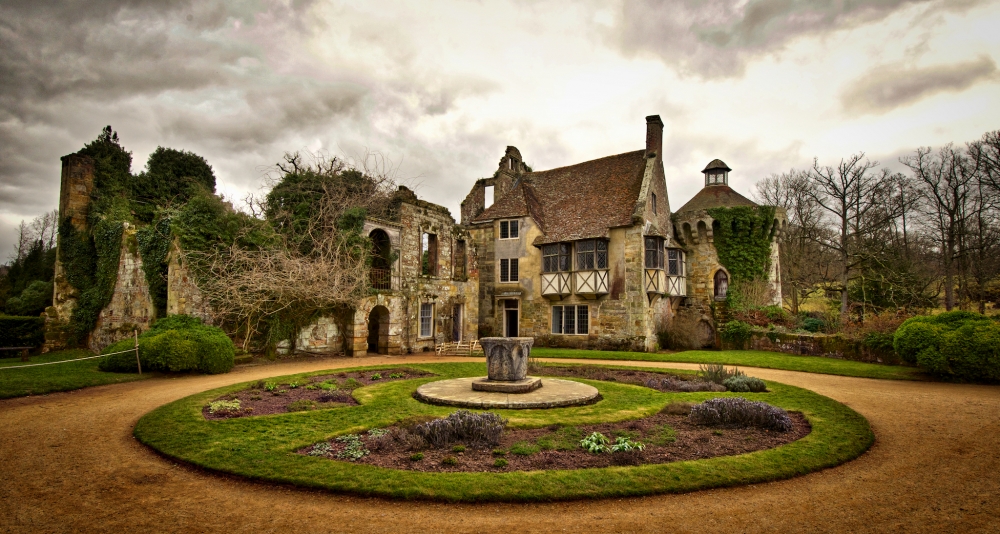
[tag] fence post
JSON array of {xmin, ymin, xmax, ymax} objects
[{"xmin": 134, "ymin": 329, "xmax": 142, "ymax": 375}]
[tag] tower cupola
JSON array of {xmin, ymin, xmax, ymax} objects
[{"xmin": 702, "ymin": 159, "xmax": 731, "ymax": 187}]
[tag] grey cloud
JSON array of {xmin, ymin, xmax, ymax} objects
[
  {"xmin": 841, "ymin": 55, "xmax": 998, "ymax": 114},
  {"xmin": 616, "ymin": 0, "xmax": 958, "ymax": 78}
]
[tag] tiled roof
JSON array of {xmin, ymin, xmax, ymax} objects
[
  {"xmin": 473, "ymin": 150, "xmax": 649, "ymax": 245},
  {"xmin": 675, "ymin": 184, "xmax": 757, "ymax": 213}
]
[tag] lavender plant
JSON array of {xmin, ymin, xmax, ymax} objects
[
  {"xmin": 648, "ymin": 377, "xmax": 726, "ymax": 392},
  {"xmin": 698, "ymin": 363, "xmax": 745, "ymax": 385},
  {"xmin": 413, "ymin": 410, "xmax": 507, "ymax": 448},
  {"xmin": 689, "ymin": 397, "xmax": 793, "ymax": 431}
]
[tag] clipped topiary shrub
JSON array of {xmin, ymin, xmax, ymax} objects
[
  {"xmin": 689, "ymin": 397, "xmax": 793, "ymax": 431},
  {"xmin": 99, "ymin": 314, "xmax": 234, "ymax": 374},
  {"xmin": 723, "ymin": 375, "xmax": 767, "ymax": 393},
  {"xmin": 893, "ymin": 311, "xmax": 999, "ymax": 380}
]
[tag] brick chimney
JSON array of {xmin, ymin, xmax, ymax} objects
[{"xmin": 645, "ymin": 115, "xmax": 663, "ymax": 159}]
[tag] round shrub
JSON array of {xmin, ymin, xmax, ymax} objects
[
  {"xmin": 802, "ymin": 317, "xmax": 825, "ymax": 333},
  {"xmin": 723, "ymin": 375, "xmax": 767, "ymax": 393},
  {"xmin": 99, "ymin": 315, "xmax": 235, "ymax": 374},
  {"xmin": 894, "ymin": 311, "xmax": 1000, "ymax": 380}
]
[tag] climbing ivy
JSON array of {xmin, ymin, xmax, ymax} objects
[
  {"xmin": 58, "ymin": 217, "xmax": 124, "ymax": 344},
  {"xmin": 706, "ymin": 204, "xmax": 776, "ymax": 284},
  {"xmin": 137, "ymin": 216, "xmax": 172, "ymax": 317}
]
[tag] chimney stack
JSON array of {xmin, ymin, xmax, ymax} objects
[{"xmin": 645, "ymin": 115, "xmax": 663, "ymax": 159}]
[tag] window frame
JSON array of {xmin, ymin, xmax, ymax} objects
[
  {"xmin": 644, "ymin": 236, "xmax": 665, "ymax": 269},
  {"xmin": 421, "ymin": 232, "xmax": 438, "ymax": 276},
  {"xmin": 667, "ymin": 248, "xmax": 683, "ymax": 276},
  {"xmin": 499, "ymin": 258, "xmax": 519, "ymax": 283},
  {"xmin": 575, "ymin": 239, "xmax": 607, "ymax": 271},
  {"xmin": 651, "ymin": 192, "xmax": 657, "ymax": 215},
  {"xmin": 542, "ymin": 243, "xmax": 571, "ymax": 273},
  {"xmin": 419, "ymin": 303, "xmax": 434, "ymax": 338},
  {"xmin": 498, "ymin": 219, "xmax": 519, "ymax": 240},
  {"xmin": 551, "ymin": 305, "xmax": 590, "ymax": 335}
]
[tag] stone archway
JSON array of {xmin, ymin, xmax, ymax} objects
[{"xmin": 367, "ymin": 305, "xmax": 390, "ymax": 354}]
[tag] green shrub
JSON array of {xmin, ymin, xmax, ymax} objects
[
  {"xmin": 0, "ymin": 316, "xmax": 45, "ymax": 348},
  {"xmin": 719, "ymin": 320, "xmax": 754, "ymax": 348},
  {"xmin": 698, "ymin": 363, "xmax": 744, "ymax": 385},
  {"xmin": 893, "ymin": 311, "xmax": 1000, "ymax": 380},
  {"xmin": 99, "ymin": 314, "xmax": 234, "ymax": 374},
  {"xmin": 723, "ymin": 375, "xmax": 767, "ymax": 392},
  {"xmin": 493, "ymin": 458, "xmax": 508, "ymax": 468},
  {"xmin": 802, "ymin": 317, "xmax": 825, "ymax": 333}
]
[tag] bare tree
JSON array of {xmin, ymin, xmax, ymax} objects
[
  {"xmin": 902, "ymin": 145, "xmax": 977, "ymax": 310},
  {"xmin": 755, "ymin": 170, "xmax": 834, "ymax": 313},
  {"xmin": 185, "ymin": 152, "xmax": 398, "ymax": 352},
  {"xmin": 806, "ymin": 154, "xmax": 903, "ymax": 317}
]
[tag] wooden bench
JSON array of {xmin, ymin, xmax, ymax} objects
[
  {"xmin": 435, "ymin": 340, "xmax": 482, "ymax": 356},
  {"xmin": 0, "ymin": 347, "xmax": 34, "ymax": 362}
]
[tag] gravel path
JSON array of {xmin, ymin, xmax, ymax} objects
[{"xmin": 2, "ymin": 356, "xmax": 999, "ymax": 533}]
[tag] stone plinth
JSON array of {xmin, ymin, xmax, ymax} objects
[
  {"xmin": 480, "ymin": 337, "xmax": 534, "ymax": 381},
  {"xmin": 472, "ymin": 377, "xmax": 542, "ymax": 393},
  {"xmin": 414, "ymin": 378, "xmax": 599, "ymax": 409}
]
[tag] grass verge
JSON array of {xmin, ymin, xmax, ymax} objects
[
  {"xmin": 135, "ymin": 362, "xmax": 873, "ymax": 502},
  {"xmin": 531, "ymin": 347, "xmax": 925, "ymax": 381},
  {"xmin": 0, "ymin": 349, "xmax": 149, "ymax": 399}
]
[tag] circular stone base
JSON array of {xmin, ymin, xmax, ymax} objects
[
  {"xmin": 414, "ymin": 377, "xmax": 599, "ymax": 409},
  {"xmin": 472, "ymin": 377, "xmax": 542, "ymax": 393}
]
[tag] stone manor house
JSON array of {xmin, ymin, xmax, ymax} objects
[{"xmin": 47, "ymin": 115, "xmax": 784, "ymax": 355}]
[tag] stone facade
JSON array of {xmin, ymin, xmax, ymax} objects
[
  {"xmin": 465, "ymin": 116, "xmax": 683, "ymax": 352},
  {"xmin": 668, "ymin": 161, "xmax": 787, "ymax": 348}
]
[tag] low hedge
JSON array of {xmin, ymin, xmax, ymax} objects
[
  {"xmin": 99, "ymin": 314, "xmax": 234, "ymax": 374},
  {"xmin": 0, "ymin": 316, "xmax": 45, "ymax": 348},
  {"xmin": 893, "ymin": 311, "xmax": 1000, "ymax": 381}
]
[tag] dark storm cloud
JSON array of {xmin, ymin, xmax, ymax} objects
[
  {"xmin": 841, "ymin": 55, "xmax": 998, "ymax": 114},
  {"xmin": 616, "ymin": 0, "xmax": 974, "ymax": 78}
]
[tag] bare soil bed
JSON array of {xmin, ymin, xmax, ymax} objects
[
  {"xmin": 300, "ymin": 409, "xmax": 810, "ymax": 472},
  {"xmin": 203, "ymin": 367, "xmax": 433, "ymax": 420},
  {"xmin": 537, "ymin": 365, "xmax": 729, "ymax": 392}
]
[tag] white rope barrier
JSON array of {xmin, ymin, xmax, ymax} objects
[{"xmin": 0, "ymin": 348, "xmax": 137, "ymax": 370}]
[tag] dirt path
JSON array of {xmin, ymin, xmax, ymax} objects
[{"xmin": 2, "ymin": 356, "xmax": 999, "ymax": 533}]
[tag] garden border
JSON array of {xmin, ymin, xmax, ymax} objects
[{"xmin": 134, "ymin": 362, "xmax": 873, "ymax": 502}]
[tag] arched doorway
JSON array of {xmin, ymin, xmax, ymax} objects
[
  {"xmin": 369, "ymin": 229, "xmax": 392, "ymax": 290},
  {"xmin": 714, "ymin": 270, "xmax": 729, "ymax": 301},
  {"xmin": 367, "ymin": 305, "xmax": 390, "ymax": 354}
]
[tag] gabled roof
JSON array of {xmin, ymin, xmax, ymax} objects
[
  {"xmin": 675, "ymin": 184, "xmax": 757, "ymax": 213},
  {"xmin": 472, "ymin": 150, "xmax": 649, "ymax": 245}
]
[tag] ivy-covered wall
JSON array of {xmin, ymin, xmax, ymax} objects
[{"xmin": 705, "ymin": 205, "xmax": 776, "ymax": 283}]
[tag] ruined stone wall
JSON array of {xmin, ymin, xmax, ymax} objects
[
  {"xmin": 342, "ymin": 201, "xmax": 479, "ymax": 356},
  {"xmin": 45, "ymin": 155, "xmax": 96, "ymax": 352},
  {"xmin": 166, "ymin": 241, "xmax": 214, "ymax": 325},
  {"xmin": 88, "ymin": 226, "xmax": 156, "ymax": 352}
]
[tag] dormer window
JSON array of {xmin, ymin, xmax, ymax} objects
[{"xmin": 499, "ymin": 219, "xmax": 519, "ymax": 240}]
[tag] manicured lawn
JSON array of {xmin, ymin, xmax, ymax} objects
[
  {"xmin": 0, "ymin": 349, "xmax": 149, "ymax": 399},
  {"xmin": 531, "ymin": 347, "xmax": 926, "ymax": 381},
  {"xmin": 135, "ymin": 362, "xmax": 873, "ymax": 502}
]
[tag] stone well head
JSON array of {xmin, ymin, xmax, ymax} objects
[{"xmin": 479, "ymin": 337, "xmax": 534, "ymax": 382}]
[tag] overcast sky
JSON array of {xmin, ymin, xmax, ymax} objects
[{"xmin": 2, "ymin": 0, "xmax": 999, "ymax": 259}]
